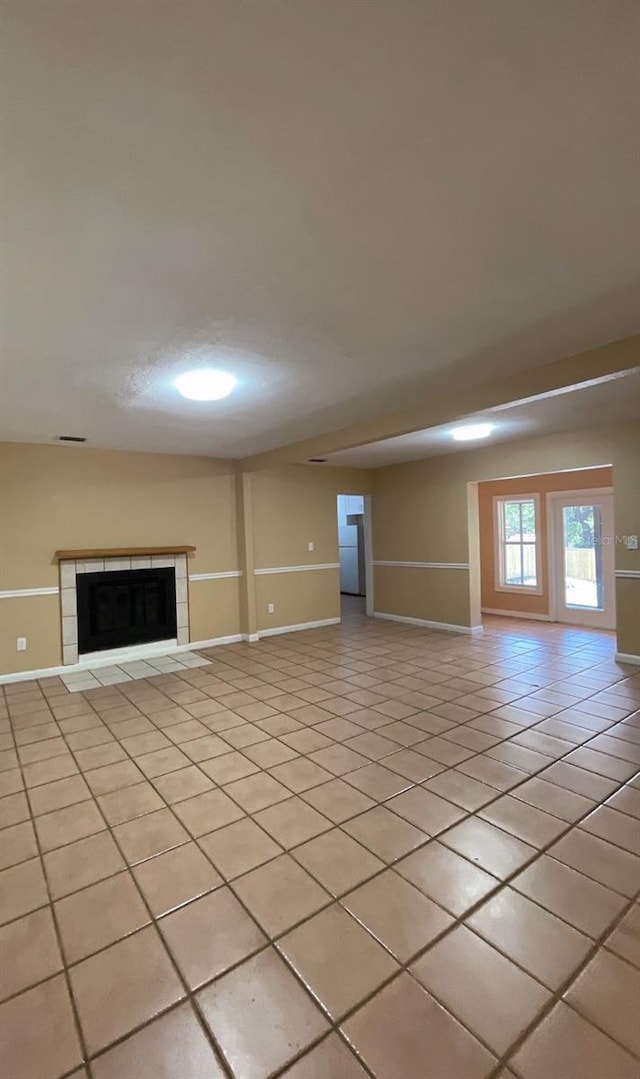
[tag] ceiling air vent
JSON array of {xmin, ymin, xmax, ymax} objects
[
  {"xmin": 308, "ymin": 457, "xmax": 327, "ymax": 463},
  {"xmin": 57, "ymin": 435, "xmax": 87, "ymax": 443}
]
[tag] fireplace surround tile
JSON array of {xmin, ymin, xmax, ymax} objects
[
  {"xmin": 60, "ymin": 562, "xmax": 76, "ymax": 589},
  {"xmin": 61, "ymin": 588, "xmax": 76, "ymax": 618},
  {"xmin": 63, "ymin": 644, "xmax": 79, "ymax": 666},
  {"xmin": 77, "ymin": 559, "xmax": 105, "ymax": 573},
  {"xmin": 58, "ymin": 554, "xmax": 188, "ymax": 667}
]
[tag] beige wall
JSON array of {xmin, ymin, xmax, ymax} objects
[
  {"xmin": 0, "ymin": 443, "xmax": 239, "ymax": 588},
  {"xmin": 372, "ymin": 421, "xmax": 640, "ymax": 654},
  {"xmin": 188, "ymin": 578, "xmax": 242, "ymax": 645},
  {"xmin": 248, "ymin": 465, "xmax": 371, "ymax": 634},
  {"xmin": 374, "ymin": 565, "xmax": 472, "ymax": 629},
  {"xmin": 0, "ymin": 443, "xmax": 240, "ymax": 674},
  {"xmin": 0, "ymin": 595, "xmax": 61, "ymax": 676},
  {"xmin": 0, "ymin": 445, "xmax": 371, "ymax": 675},
  {"xmin": 255, "ymin": 569, "xmax": 341, "ymax": 632},
  {"xmin": 250, "ymin": 465, "xmax": 368, "ymax": 569},
  {"xmin": 3, "ymin": 421, "xmax": 639, "ymax": 676},
  {"xmin": 478, "ymin": 466, "xmax": 613, "ymax": 617}
]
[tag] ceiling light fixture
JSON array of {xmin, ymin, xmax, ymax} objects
[
  {"xmin": 451, "ymin": 423, "xmax": 494, "ymax": 441},
  {"xmin": 173, "ymin": 368, "xmax": 237, "ymax": 401}
]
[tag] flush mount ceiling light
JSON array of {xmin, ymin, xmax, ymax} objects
[
  {"xmin": 451, "ymin": 423, "xmax": 494, "ymax": 441},
  {"xmin": 173, "ymin": 368, "xmax": 237, "ymax": 401}
]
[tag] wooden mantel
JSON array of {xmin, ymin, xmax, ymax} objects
[{"xmin": 54, "ymin": 545, "xmax": 196, "ymax": 561}]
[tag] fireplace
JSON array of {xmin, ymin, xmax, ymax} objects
[
  {"xmin": 56, "ymin": 549, "xmax": 192, "ymax": 665},
  {"xmin": 75, "ymin": 567, "xmax": 177, "ymax": 654}
]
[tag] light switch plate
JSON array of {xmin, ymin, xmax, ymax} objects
[{"xmin": 625, "ymin": 534, "xmax": 639, "ymax": 550}]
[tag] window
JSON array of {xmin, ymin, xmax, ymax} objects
[{"xmin": 495, "ymin": 495, "xmax": 541, "ymax": 592}]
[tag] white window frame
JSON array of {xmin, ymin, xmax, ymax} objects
[{"xmin": 493, "ymin": 494, "xmax": 543, "ymax": 594}]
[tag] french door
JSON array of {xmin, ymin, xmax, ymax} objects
[{"xmin": 549, "ymin": 490, "xmax": 616, "ymax": 629}]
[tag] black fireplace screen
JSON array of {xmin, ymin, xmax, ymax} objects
[{"xmin": 76, "ymin": 568, "xmax": 177, "ymax": 654}]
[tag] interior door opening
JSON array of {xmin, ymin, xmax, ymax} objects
[{"xmin": 337, "ymin": 494, "xmax": 372, "ymax": 618}]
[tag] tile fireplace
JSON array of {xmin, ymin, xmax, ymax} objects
[{"xmin": 56, "ymin": 548, "xmax": 193, "ymax": 665}]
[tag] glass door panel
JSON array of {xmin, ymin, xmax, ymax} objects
[{"xmin": 561, "ymin": 504, "xmax": 602, "ymax": 610}]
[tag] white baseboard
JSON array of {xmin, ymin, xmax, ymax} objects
[
  {"xmin": 257, "ymin": 617, "xmax": 341, "ymax": 639},
  {"xmin": 0, "ymin": 633, "xmax": 244, "ymax": 685},
  {"xmin": 374, "ymin": 611, "xmax": 483, "ymax": 635},
  {"xmin": 482, "ymin": 607, "xmax": 553, "ymax": 622},
  {"xmin": 0, "ymin": 621, "xmax": 345, "ymax": 683},
  {"xmin": 614, "ymin": 651, "xmax": 640, "ymax": 666},
  {"xmin": 188, "ymin": 634, "xmax": 244, "ymax": 650}
]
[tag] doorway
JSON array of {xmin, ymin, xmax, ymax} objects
[
  {"xmin": 548, "ymin": 489, "xmax": 616, "ymax": 629},
  {"xmin": 475, "ymin": 465, "xmax": 615, "ymax": 631},
  {"xmin": 337, "ymin": 494, "xmax": 373, "ymax": 618}
]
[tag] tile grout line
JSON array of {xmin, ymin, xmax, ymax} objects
[
  {"xmin": 1, "ymin": 623, "xmax": 639, "ymax": 1078},
  {"xmin": 40, "ymin": 694, "xmax": 246, "ymax": 1079},
  {"xmin": 23, "ymin": 675, "xmax": 383, "ymax": 1077},
  {"xmin": 109, "ymin": 635, "xmax": 640, "ymax": 1070},
  {"xmin": 77, "ymin": 690, "xmax": 384, "ymax": 1079},
  {"xmin": 487, "ymin": 884, "xmax": 640, "ymax": 1077},
  {"xmin": 4, "ymin": 655, "xmax": 638, "ymax": 883},
  {"xmin": 92, "ymin": 673, "xmax": 639, "ymax": 1069},
  {"xmin": 272, "ymin": 748, "xmax": 640, "ymax": 1070},
  {"xmin": 3, "ymin": 682, "xmax": 237, "ymax": 1077},
  {"xmin": 2, "ymin": 698, "xmax": 97, "ymax": 1079}
]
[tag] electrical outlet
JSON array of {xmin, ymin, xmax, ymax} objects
[
  {"xmin": 268, "ymin": 603, "xmax": 275, "ymax": 614},
  {"xmin": 308, "ymin": 541, "xmax": 314, "ymax": 552},
  {"xmin": 17, "ymin": 637, "xmax": 27, "ymax": 651},
  {"xmin": 625, "ymin": 534, "xmax": 639, "ymax": 550}
]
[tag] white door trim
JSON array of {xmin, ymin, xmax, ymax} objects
[{"xmin": 363, "ymin": 494, "xmax": 374, "ymax": 617}]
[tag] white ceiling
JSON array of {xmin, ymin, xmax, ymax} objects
[
  {"xmin": 1, "ymin": 1, "xmax": 639, "ymax": 457},
  {"xmin": 324, "ymin": 370, "xmax": 640, "ymax": 468}
]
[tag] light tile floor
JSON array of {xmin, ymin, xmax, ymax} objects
[{"xmin": 1, "ymin": 612, "xmax": 639, "ymax": 1079}]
